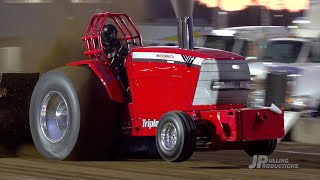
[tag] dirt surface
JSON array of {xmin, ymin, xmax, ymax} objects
[{"xmin": 0, "ymin": 142, "xmax": 319, "ymax": 179}]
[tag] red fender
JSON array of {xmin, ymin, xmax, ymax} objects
[{"xmin": 67, "ymin": 60, "xmax": 125, "ymax": 103}]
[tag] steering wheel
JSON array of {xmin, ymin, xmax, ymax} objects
[
  {"xmin": 118, "ymin": 41, "xmax": 138, "ymax": 57},
  {"xmin": 110, "ymin": 41, "xmax": 138, "ymax": 67}
]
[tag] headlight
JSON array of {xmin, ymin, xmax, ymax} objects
[
  {"xmin": 211, "ymin": 81, "xmax": 250, "ymax": 91},
  {"xmin": 240, "ymin": 81, "xmax": 251, "ymax": 89},
  {"xmin": 247, "ymin": 89, "xmax": 265, "ymax": 107},
  {"xmin": 247, "ymin": 76, "xmax": 265, "ymax": 107}
]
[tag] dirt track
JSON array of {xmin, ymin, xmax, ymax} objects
[{"xmin": 0, "ymin": 142, "xmax": 319, "ymax": 179}]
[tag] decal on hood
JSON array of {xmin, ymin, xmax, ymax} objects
[
  {"xmin": 181, "ymin": 55, "xmax": 196, "ymax": 67},
  {"xmin": 132, "ymin": 52, "xmax": 203, "ymax": 66}
]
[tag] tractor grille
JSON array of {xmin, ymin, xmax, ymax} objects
[{"xmin": 192, "ymin": 60, "xmax": 250, "ymax": 105}]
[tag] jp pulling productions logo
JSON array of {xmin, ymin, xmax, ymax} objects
[{"xmin": 249, "ymin": 155, "xmax": 299, "ymax": 169}]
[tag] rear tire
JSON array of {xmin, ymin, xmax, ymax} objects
[
  {"xmin": 244, "ymin": 139, "xmax": 277, "ymax": 156},
  {"xmin": 156, "ymin": 111, "xmax": 196, "ymax": 162},
  {"xmin": 29, "ymin": 66, "xmax": 121, "ymax": 160}
]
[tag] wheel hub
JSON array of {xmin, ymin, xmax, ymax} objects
[
  {"xmin": 40, "ymin": 91, "xmax": 69, "ymax": 143},
  {"xmin": 160, "ymin": 123, "xmax": 177, "ymax": 151}
]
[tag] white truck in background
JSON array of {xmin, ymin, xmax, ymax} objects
[
  {"xmin": 200, "ymin": 26, "xmax": 290, "ymax": 60},
  {"xmin": 249, "ymin": 38, "xmax": 320, "ymax": 113},
  {"xmin": 247, "ymin": 0, "xmax": 320, "ymax": 140},
  {"xmin": 248, "ymin": 0, "xmax": 320, "ymax": 115}
]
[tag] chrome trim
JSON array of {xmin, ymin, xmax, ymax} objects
[
  {"xmin": 40, "ymin": 91, "xmax": 69, "ymax": 143},
  {"xmin": 160, "ymin": 123, "xmax": 177, "ymax": 151}
]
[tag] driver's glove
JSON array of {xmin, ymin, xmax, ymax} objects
[{"xmin": 119, "ymin": 46, "xmax": 129, "ymax": 58}]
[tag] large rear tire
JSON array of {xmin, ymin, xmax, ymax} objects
[
  {"xmin": 29, "ymin": 66, "xmax": 121, "ymax": 160},
  {"xmin": 156, "ymin": 111, "xmax": 196, "ymax": 162},
  {"xmin": 244, "ymin": 139, "xmax": 277, "ymax": 157}
]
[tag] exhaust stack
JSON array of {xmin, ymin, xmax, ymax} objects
[{"xmin": 170, "ymin": 0, "xmax": 194, "ymax": 49}]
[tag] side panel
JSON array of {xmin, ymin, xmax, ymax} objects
[
  {"xmin": 68, "ymin": 60, "xmax": 125, "ymax": 102},
  {"xmin": 131, "ymin": 112, "xmax": 163, "ymax": 136},
  {"xmin": 131, "ymin": 61, "xmax": 200, "ymax": 113}
]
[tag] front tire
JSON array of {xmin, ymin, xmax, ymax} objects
[
  {"xmin": 244, "ymin": 139, "xmax": 277, "ymax": 156},
  {"xmin": 29, "ymin": 66, "xmax": 120, "ymax": 160},
  {"xmin": 156, "ymin": 111, "xmax": 196, "ymax": 162}
]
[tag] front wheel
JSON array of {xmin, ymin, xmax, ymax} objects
[
  {"xmin": 244, "ymin": 139, "xmax": 277, "ymax": 156},
  {"xmin": 156, "ymin": 111, "xmax": 196, "ymax": 162}
]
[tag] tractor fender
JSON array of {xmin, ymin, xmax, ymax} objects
[{"xmin": 67, "ymin": 60, "xmax": 125, "ymax": 103}]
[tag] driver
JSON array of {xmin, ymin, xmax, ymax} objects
[
  {"xmin": 101, "ymin": 24, "xmax": 130, "ymax": 98},
  {"xmin": 101, "ymin": 24, "xmax": 128, "ymax": 67}
]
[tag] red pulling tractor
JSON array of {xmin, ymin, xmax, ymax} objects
[{"xmin": 29, "ymin": 12, "xmax": 284, "ymax": 162}]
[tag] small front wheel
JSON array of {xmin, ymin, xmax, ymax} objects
[
  {"xmin": 244, "ymin": 139, "xmax": 277, "ymax": 156},
  {"xmin": 156, "ymin": 111, "xmax": 196, "ymax": 162}
]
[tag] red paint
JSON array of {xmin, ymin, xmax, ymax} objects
[
  {"xmin": 239, "ymin": 108, "xmax": 285, "ymax": 140},
  {"xmin": 68, "ymin": 60, "xmax": 124, "ymax": 102}
]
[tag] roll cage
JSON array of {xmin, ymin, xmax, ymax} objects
[{"xmin": 82, "ymin": 12, "xmax": 143, "ymax": 64}]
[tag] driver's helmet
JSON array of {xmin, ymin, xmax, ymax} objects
[{"xmin": 101, "ymin": 24, "xmax": 118, "ymax": 45}]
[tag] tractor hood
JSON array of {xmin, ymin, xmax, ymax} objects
[{"xmin": 132, "ymin": 46, "xmax": 245, "ymax": 64}]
